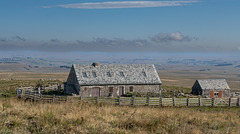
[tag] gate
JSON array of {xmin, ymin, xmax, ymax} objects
[{"xmin": 91, "ymin": 87, "xmax": 100, "ymax": 97}]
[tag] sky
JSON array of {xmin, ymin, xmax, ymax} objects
[{"xmin": 0, "ymin": 0, "xmax": 240, "ymax": 57}]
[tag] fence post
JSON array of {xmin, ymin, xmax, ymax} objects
[
  {"xmin": 212, "ymin": 98, "xmax": 215, "ymax": 107},
  {"xmin": 52, "ymin": 95, "xmax": 55, "ymax": 103},
  {"xmin": 40, "ymin": 94, "xmax": 42, "ymax": 101},
  {"xmin": 132, "ymin": 97, "xmax": 135, "ymax": 106},
  {"xmin": 229, "ymin": 97, "xmax": 232, "ymax": 107},
  {"xmin": 173, "ymin": 97, "xmax": 176, "ymax": 106},
  {"xmin": 187, "ymin": 97, "xmax": 190, "ymax": 107},
  {"xmin": 199, "ymin": 98, "xmax": 202, "ymax": 106},
  {"xmin": 118, "ymin": 97, "xmax": 121, "ymax": 105},
  {"xmin": 238, "ymin": 97, "xmax": 240, "ymax": 107},
  {"xmin": 147, "ymin": 96, "xmax": 150, "ymax": 106},
  {"xmin": 33, "ymin": 92, "xmax": 36, "ymax": 101},
  {"xmin": 160, "ymin": 97, "xmax": 163, "ymax": 106},
  {"xmin": 28, "ymin": 91, "xmax": 30, "ymax": 99},
  {"xmin": 96, "ymin": 97, "xmax": 98, "ymax": 104},
  {"xmin": 80, "ymin": 96, "xmax": 82, "ymax": 101}
]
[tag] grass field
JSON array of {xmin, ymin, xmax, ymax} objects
[
  {"xmin": 0, "ymin": 72, "xmax": 239, "ymax": 133},
  {"xmin": 0, "ymin": 98, "xmax": 240, "ymax": 134}
]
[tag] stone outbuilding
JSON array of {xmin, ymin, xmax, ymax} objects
[
  {"xmin": 64, "ymin": 63, "xmax": 162, "ymax": 97},
  {"xmin": 192, "ymin": 79, "xmax": 230, "ymax": 98}
]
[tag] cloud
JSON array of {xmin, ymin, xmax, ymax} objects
[
  {"xmin": 4, "ymin": 33, "xmax": 238, "ymax": 53},
  {"xmin": 151, "ymin": 32, "xmax": 194, "ymax": 43},
  {"xmin": 14, "ymin": 36, "xmax": 26, "ymax": 41},
  {"xmin": 43, "ymin": 1, "xmax": 199, "ymax": 9},
  {"xmin": 50, "ymin": 39, "xmax": 60, "ymax": 43},
  {"xmin": 0, "ymin": 38, "xmax": 7, "ymax": 42}
]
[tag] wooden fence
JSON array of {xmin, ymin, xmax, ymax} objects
[
  {"xmin": 69, "ymin": 96, "xmax": 240, "ymax": 107},
  {"xmin": 17, "ymin": 89, "xmax": 240, "ymax": 107},
  {"xmin": 19, "ymin": 90, "xmax": 67, "ymax": 103}
]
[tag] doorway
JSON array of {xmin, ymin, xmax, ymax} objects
[
  {"xmin": 91, "ymin": 87, "xmax": 100, "ymax": 97},
  {"xmin": 119, "ymin": 86, "xmax": 125, "ymax": 96}
]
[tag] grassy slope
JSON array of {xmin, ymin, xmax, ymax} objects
[{"xmin": 0, "ymin": 99, "xmax": 240, "ymax": 134}]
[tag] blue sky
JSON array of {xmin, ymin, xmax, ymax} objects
[{"xmin": 0, "ymin": 0, "xmax": 240, "ymax": 56}]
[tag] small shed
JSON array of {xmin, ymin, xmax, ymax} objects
[
  {"xmin": 192, "ymin": 79, "xmax": 230, "ymax": 98},
  {"xmin": 65, "ymin": 63, "xmax": 162, "ymax": 97}
]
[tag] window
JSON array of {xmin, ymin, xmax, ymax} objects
[
  {"xmin": 214, "ymin": 92, "xmax": 219, "ymax": 96},
  {"xmin": 92, "ymin": 72, "xmax": 97, "ymax": 77},
  {"xmin": 129, "ymin": 86, "xmax": 134, "ymax": 92},
  {"xmin": 82, "ymin": 72, "xmax": 87, "ymax": 77},
  {"xmin": 109, "ymin": 87, "xmax": 113, "ymax": 93},
  {"xmin": 120, "ymin": 72, "xmax": 124, "ymax": 77},
  {"xmin": 107, "ymin": 72, "xmax": 112, "ymax": 77},
  {"xmin": 142, "ymin": 71, "xmax": 147, "ymax": 77}
]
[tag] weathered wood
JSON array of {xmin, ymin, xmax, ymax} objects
[
  {"xmin": 238, "ymin": 97, "xmax": 240, "ymax": 107},
  {"xmin": 118, "ymin": 97, "xmax": 121, "ymax": 105},
  {"xmin": 229, "ymin": 97, "xmax": 232, "ymax": 107},
  {"xmin": 52, "ymin": 95, "xmax": 55, "ymax": 103},
  {"xmin": 147, "ymin": 97, "xmax": 150, "ymax": 106},
  {"xmin": 212, "ymin": 98, "xmax": 215, "ymax": 106},
  {"xmin": 96, "ymin": 97, "xmax": 98, "ymax": 103},
  {"xmin": 33, "ymin": 92, "xmax": 36, "ymax": 101},
  {"xmin": 199, "ymin": 98, "xmax": 202, "ymax": 106},
  {"xmin": 173, "ymin": 97, "xmax": 176, "ymax": 106},
  {"xmin": 132, "ymin": 97, "xmax": 135, "ymax": 105},
  {"xmin": 187, "ymin": 98, "xmax": 190, "ymax": 106},
  {"xmin": 160, "ymin": 97, "xmax": 163, "ymax": 106}
]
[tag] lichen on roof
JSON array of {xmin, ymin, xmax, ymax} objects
[
  {"xmin": 73, "ymin": 64, "xmax": 162, "ymax": 86},
  {"xmin": 197, "ymin": 79, "xmax": 230, "ymax": 90}
]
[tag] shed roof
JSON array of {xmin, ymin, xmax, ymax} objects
[
  {"xmin": 72, "ymin": 64, "xmax": 161, "ymax": 86},
  {"xmin": 196, "ymin": 79, "xmax": 230, "ymax": 90}
]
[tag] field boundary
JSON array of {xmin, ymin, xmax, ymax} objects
[{"xmin": 17, "ymin": 89, "xmax": 240, "ymax": 107}]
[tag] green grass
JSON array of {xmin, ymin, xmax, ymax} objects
[{"xmin": 0, "ymin": 80, "xmax": 62, "ymax": 99}]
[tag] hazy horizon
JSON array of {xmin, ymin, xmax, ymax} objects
[{"xmin": 0, "ymin": 0, "xmax": 240, "ymax": 58}]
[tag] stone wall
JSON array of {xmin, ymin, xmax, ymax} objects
[
  {"xmin": 65, "ymin": 66, "xmax": 80, "ymax": 94},
  {"xmin": 192, "ymin": 81, "xmax": 202, "ymax": 95},
  {"xmin": 79, "ymin": 85, "xmax": 161, "ymax": 97},
  {"xmin": 202, "ymin": 89, "xmax": 230, "ymax": 98}
]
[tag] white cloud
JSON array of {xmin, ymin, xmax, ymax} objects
[
  {"xmin": 43, "ymin": 1, "xmax": 199, "ymax": 9},
  {"xmin": 151, "ymin": 32, "xmax": 193, "ymax": 43}
]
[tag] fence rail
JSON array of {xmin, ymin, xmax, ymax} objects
[
  {"xmin": 68, "ymin": 96, "xmax": 240, "ymax": 107},
  {"xmin": 17, "ymin": 89, "xmax": 240, "ymax": 107},
  {"xmin": 19, "ymin": 89, "xmax": 67, "ymax": 103}
]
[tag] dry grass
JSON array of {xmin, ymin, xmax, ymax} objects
[{"xmin": 0, "ymin": 98, "xmax": 240, "ymax": 134}]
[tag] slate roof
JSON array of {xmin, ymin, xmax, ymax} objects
[
  {"xmin": 72, "ymin": 64, "xmax": 161, "ymax": 86},
  {"xmin": 196, "ymin": 79, "xmax": 230, "ymax": 90}
]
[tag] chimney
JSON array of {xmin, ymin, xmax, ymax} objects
[{"xmin": 92, "ymin": 62, "xmax": 99, "ymax": 67}]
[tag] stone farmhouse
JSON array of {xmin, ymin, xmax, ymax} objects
[
  {"xmin": 192, "ymin": 79, "xmax": 230, "ymax": 98},
  {"xmin": 64, "ymin": 63, "xmax": 162, "ymax": 97}
]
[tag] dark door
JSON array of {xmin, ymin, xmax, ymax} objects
[
  {"xmin": 91, "ymin": 87, "xmax": 100, "ymax": 97},
  {"xmin": 119, "ymin": 86, "xmax": 124, "ymax": 96}
]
